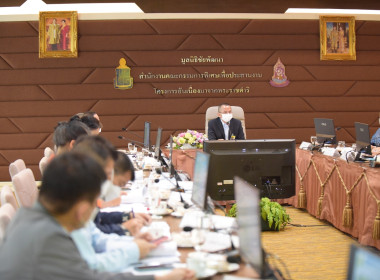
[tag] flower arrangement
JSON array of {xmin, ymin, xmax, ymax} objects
[{"xmin": 173, "ymin": 130, "xmax": 208, "ymax": 149}]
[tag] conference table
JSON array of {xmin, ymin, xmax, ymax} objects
[
  {"xmin": 165, "ymin": 215, "xmax": 260, "ymax": 279},
  {"xmin": 164, "ymin": 147, "xmax": 380, "ymax": 250},
  {"xmin": 278, "ymin": 148, "xmax": 380, "ymax": 250}
]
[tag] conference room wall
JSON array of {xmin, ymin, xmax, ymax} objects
[{"xmin": 0, "ymin": 19, "xmax": 380, "ymax": 181}]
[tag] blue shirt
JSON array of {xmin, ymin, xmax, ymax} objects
[
  {"xmin": 71, "ymin": 221, "xmax": 140, "ymax": 272},
  {"xmin": 371, "ymin": 128, "xmax": 380, "ymax": 147}
]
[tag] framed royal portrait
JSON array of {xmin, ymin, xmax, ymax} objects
[
  {"xmin": 39, "ymin": 11, "xmax": 78, "ymax": 58},
  {"xmin": 320, "ymin": 16, "xmax": 356, "ymax": 61}
]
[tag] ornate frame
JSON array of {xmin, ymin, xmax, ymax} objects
[
  {"xmin": 39, "ymin": 11, "xmax": 78, "ymax": 58},
  {"xmin": 320, "ymin": 16, "xmax": 356, "ymax": 61}
]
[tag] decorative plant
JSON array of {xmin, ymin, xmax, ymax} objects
[
  {"xmin": 227, "ymin": 197, "xmax": 290, "ymax": 231},
  {"xmin": 172, "ymin": 129, "xmax": 207, "ymax": 149}
]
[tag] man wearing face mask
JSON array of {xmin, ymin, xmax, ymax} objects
[
  {"xmin": 0, "ymin": 152, "xmax": 193, "ymax": 280},
  {"xmin": 208, "ymin": 103, "xmax": 245, "ymax": 140}
]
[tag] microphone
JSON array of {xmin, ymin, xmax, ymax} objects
[
  {"xmin": 121, "ymin": 127, "xmax": 144, "ymax": 139},
  {"xmin": 155, "ymin": 168, "xmax": 190, "ymax": 209},
  {"xmin": 117, "ymin": 135, "xmax": 145, "ymax": 146}
]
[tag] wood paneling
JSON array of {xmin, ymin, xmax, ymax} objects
[{"xmin": 1, "ymin": 18, "xmax": 380, "ymax": 181}]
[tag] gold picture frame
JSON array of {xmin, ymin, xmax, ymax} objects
[
  {"xmin": 39, "ymin": 11, "xmax": 78, "ymax": 58},
  {"xmin": 320, "ymin": 16, "xmax": 356, "ymax": 61}
]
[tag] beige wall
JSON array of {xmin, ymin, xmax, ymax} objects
[{"xmin": 0, "ymin": 19, "xmax": 380, "ymax": 181}]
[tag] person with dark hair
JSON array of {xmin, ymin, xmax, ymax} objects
[
  {"xmin": 70, "ymin": 136, "xmax": 156, "ymax": 271},
  {"xmin": 53, "ymin": 120, "xmax": 90, "ymax": 155},
  {"xmin": 70, "ymin": 111, "xmax": 103, "ymax": 135},
  {"xmin": 0, "ymin": 152, "xmax": 193, "ymax": 280},
  {"xmin": 95, "ymin": 151, "xmax": 151, "ymax": 237},
  {"xmin": 207, "ymin": 103, "xmax": 245, "ymax": 140},
  {"xmin": 114, "ymin": 151, "xmax": 135, "ymax": 186}
]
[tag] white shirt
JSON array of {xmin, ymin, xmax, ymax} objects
[{"xmin": 220, "ymin": 118, "xmax": 229, "ymax": 140}]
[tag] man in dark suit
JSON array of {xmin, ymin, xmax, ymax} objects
[{"xmin": 208, "ymin": 103, "xmax": 245, "ymax": 140}]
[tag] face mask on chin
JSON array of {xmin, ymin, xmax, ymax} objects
[{"xmin": 221, "ymin": 113, "xmax": 233, "ymax": 123}]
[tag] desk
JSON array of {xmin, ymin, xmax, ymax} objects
[
  {"xmin": 164, "ymin": 215, "xmax": 260, "ymax": 279},
  {"xmin": 278, "ymin": 149, "xmax": 380, "ymax": 250},
  {"xmin": 162, "ymin": 149, "xmax": 198, "ymax": 180}
]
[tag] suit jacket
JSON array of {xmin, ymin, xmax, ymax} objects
[
  {"xmin": 208, "ymin": 117, "xmax": 245, "ymax": 140},
  {"xmin": 0, "ymin": 202, "xmax": 153, "ymax": 280}
]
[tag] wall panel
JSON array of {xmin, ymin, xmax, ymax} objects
[{"xmin": 0, "ymin": 18, "xmax": 380, "ymax": 181}]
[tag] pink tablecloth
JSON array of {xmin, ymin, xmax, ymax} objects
[
  {"xmin": 162, "ymin": 149, "xmax": 199, "ymax": 180},
  {"xmin": 278, "ymin": 149, "xmax": 380, "ymax": 250}
]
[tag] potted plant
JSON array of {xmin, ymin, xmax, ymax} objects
[{"xmin": 227, "ymin": 197, "xmax": 290, "ymax": 231}]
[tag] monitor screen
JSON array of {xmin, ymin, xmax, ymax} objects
[
  {"xmin": 314, "ymin": 118, "xmax": 337, "ymax": 144},
  {"xmin": 203, "ymin": 139, "xmax": 295, "ymax": 201},
  {"xmin": 144, "ymin": 121, "xmax": 151, "ymax": 150},
  {"xmin": 355, "ymin": 122, "xmax": 371, "ymax": 154},
  {"xmin": 191, "ymin": 151, "xmax": 210, "ymax": 210},
  {"xmin": 234, "ymin": 176, "xmax": 264, "ymax": 277},
  {"xmin": 154, "ymin": 127, "xmax": 163, "ymax": 159},
  {"xmin": 347, "ymin": 244, "xmax": 380, "ymax": 280}
]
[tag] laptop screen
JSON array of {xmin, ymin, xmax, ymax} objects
[
  {"xmin": 354, "ymin": 122, "xmax": 371, "ymax": 153},
  {"xmin": 233, "ymin": 176, "xmax": 263, "ymax": 276},
  {"xmin": 144, "ymin": 121, "xmax": 151, "ymax": 150},
  {"xmin": 191, "ymin": 151, "xmax": 210, "ymax": 210},
  {"xmin": 347, "ymin": 244, "xmax": 380, "ymax": 280},
  {"xmin": 314, "ymin": 118, "xmax": 337, "ymax": 144}
]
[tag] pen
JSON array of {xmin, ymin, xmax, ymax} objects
[{"xmin": 131, "ymin": 208, "xmax": 135, "ymax": 219}]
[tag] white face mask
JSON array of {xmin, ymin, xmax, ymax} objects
[
  {"xmin": 100, "ymin": 180, "xmax": 121, "ymax": 202},
  {"xmin": 221, "ymin": 113, "xmax": 233, "ymax": 123}
]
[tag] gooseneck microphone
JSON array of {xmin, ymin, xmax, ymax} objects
[
  {"xmin": 121, "ymin": 127, "xmax": 144, "ymax": 139},
  {"xmin": 155, "ymin": 168, "xmax": 190, "ymax": 209},
  {"xmin": 117, "ymin": 135, "xmax": 145, "ymax": 146}
]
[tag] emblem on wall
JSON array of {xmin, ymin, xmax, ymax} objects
[
  {"xmin": 114, "ymin": 58, "xmax": 133, "ymax": 89},
  {"xmin": 269, "ymin": 57, "xmax": 290, "ymax": 88}
]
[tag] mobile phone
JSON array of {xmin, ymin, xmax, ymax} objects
[{"xmin": 151, "ymin": 236, "xmax": 168, "ymax": 245}]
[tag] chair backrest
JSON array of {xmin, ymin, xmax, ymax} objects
[
  {"xmin": 44, "ymin": 147, "xmax": 55, "ymax": 158},
  {"xmin": 12, "ymin": 168, "xmax": 38, "ymax": 208},
  {"xmin": 0, "ymin": 203, "xmax": 16, "ymax": 243},
  {"xmin": 0, "ymin": 185, "xmax": 19, "ymax": 210},
  {"xmin": 39, "ymin": 156, "xmax": 49, "ymax": 176},
  {"xmin": 9, "ymin": 159, "xmax": 27, "ymax": 179},
  {"xmin": 205, "ymin": 106, "xmax": 246, "ymax": 138}
]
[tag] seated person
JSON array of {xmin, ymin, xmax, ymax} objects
[
  {"xmin": 0, "ymin": 152, "xmax": 193, "ymax": 280},
  {"xmin": 53, "ymin": 120, "xmax": 90, "ymax": 155},
  {"xmin": 207, "ymin": 103, "xmax": 245, "ymax": 140},
  {"xmin": 96, "ymin": 151, "xmax": 151, "ymax": 236},
  {"xmin": 71, "ymin": 136, "xmax": 156, "ymax": 271},
  {"xmin": 70, "ymin": 111, "xmax": 103, "ymax": 135}
]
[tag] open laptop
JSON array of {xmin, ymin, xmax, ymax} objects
[
  {"xmin": 346, "ymin": 243, "xmax": 380, "ymax": 280},
  {"xmin": 234, "ymin": 176, "xmax": 277, "ymax": 279},
  {"xmin": 354, "ymin": 122, "xmax": 371, "ymax": 154},
  {"xmin": 314, "ymin": 118, "xmax": 337, "ymax": 145}
]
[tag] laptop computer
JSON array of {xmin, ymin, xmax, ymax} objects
[
  {"xmin": 354, "ymin": 122, "xmax": 371, "ymax": 154},
  {"xmin": 314, "ymin": 118, "xmax": 337, "ymax": 145},
  {"xmin": 346, "ymin": 243, "xmax": 380, "ymax": 280}
]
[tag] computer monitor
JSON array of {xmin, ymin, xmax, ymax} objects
[
  {"xmin": 154, "ymin": 127, "xmax": 163, "ymax": 159},
  {"xmin": 144, "ymin": 121, "xmax": 151, "ymax": 150},
  {"xmin": 347, "ymin": 244, "xmax": 380, "ymax": 280},
  {"xmin": 355, "ymin": 122, "xmax": 371, "ymax": 154},
  {"xmin": 191, "ymin": 151, "xmax": 210, "ymax": 211},
  {"xmin": 203, "ymin": 139, "xmax": 295, "ymax": 201},
  {"xmin": 234, "ymin": 176, "xmax": 275, "ymax": 279},
  {"xmin": 314, "ymin": 118, "xmax": 337, "ymax": 144}
]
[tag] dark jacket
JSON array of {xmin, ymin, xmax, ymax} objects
[{"xmin": 208, "ymin": 117, "xmax": 245, "ymax": 140}]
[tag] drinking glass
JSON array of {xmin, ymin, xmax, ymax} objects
[
  {"xmin": 310, "ymin": 136, "xmax": 317, "ymax": 145},
  {"xmin": 128, "ymin": 143, "xmax": 135, "ymax": 153}
]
